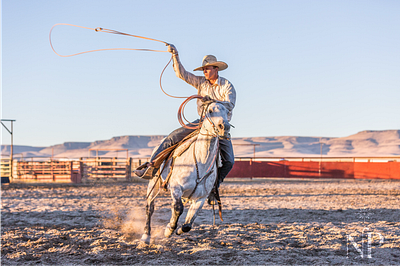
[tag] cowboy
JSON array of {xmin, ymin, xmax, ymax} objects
[{"xmin": 134, "ymin": 44, "xmax": 236, "ymax": 189}]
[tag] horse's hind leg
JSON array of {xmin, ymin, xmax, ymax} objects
[
  {"xmin": 165, "ymin": 188, "xmax": 183, "ymax": 238},
  {"xmin": 177, "ymin": 198, "xmax": 206, "ymax": 235}
]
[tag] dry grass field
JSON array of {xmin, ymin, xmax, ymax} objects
[{"xmin": 1, "ymin": 178, "xmax": 400, "ymax": 265}]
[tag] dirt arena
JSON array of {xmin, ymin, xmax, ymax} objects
[{"xmin": 1, "ymin": 178, "xmax": 400, "ymax": 265}]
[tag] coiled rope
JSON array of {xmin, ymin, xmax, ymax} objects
[
  {"xmin": 50, "ymin": 23, "xmax": 203, "ymax": 129},
  {"xmin": 177, "ymin": 95, "xmax": 204, "ymax": 129}
]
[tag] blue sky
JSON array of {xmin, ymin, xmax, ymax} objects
[{"xmin": 1, "ymin": 0, "xmax": 399, "ymax": 147}]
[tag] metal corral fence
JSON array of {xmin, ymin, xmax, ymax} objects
[
  {"xmin": 228, "ymin": 157, "xmax": 400, "ymax": 179},
  {"xmin": 14, "ymin": 160, "xmax": 81, "ymax": 183},
  {"xmin": 3, "ymin": 157, "xmax": 148, "ymax": 184},
  {"xmin": 81, "ymin": 157, "xmax": 132, "ymax": 182},
  {"xmin": 2, "ymin": 156, "xmax": 400, "ymax": 184}
]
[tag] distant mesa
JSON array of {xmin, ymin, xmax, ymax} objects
[{"xmin": 1, "ymin": 130, "xmax": 399, "ymax": 159}]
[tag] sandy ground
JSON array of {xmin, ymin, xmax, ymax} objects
[{"xmin": 1, "ymin": 178, "xmax": 400, "ymax": 265}]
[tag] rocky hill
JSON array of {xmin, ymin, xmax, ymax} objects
[{"xmin": 1, "ymin": 130, "xmax": 399, "ymax": 159}]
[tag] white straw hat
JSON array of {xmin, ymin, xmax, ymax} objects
[{"xmin": 193, "ymin": 55, "xmax": 228, "ymax": 71}]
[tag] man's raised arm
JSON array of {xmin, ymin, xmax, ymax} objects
[{"xmin": 167, "ymin": 44, "xmax": 202, "ymax": 90}]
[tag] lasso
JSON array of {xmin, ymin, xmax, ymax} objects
[{"xmin": 50, "ymin": 23, "xmax": 203, "ymax": 129}]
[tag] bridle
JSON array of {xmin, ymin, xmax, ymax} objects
[
  {"xmin": 177, "ymin": 95, "xmax": 230, "ymax": 140},
  {"xmin": 200, "ymin": 102, "xmax": 230, "ymax": 140}
]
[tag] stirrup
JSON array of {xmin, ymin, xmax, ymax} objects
[
  {"xmin": 207, "ymin": 189, "xmax": 218, "ymax": 205},
  {"xmin": 134, "ymin": 162, "xmax": 156, "ymax": 180},
  {"xmin": 136, "ymin": 162, "xmax": 150, "ymax": 170}
]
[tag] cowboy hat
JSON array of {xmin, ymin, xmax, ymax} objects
[{"xmin": 193, "ymin": 55, "xmax": 228, "ymax": 71}]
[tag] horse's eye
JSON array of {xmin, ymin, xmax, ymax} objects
[{"xmin": 209, "ymin": 109, "xmax": 213, "ymax": 113}]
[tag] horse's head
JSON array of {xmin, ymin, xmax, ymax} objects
[{"xmin": 201, "ymin": 102, "xmax": 231, "ymax": 139}]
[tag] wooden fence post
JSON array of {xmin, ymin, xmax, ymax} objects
[{"xmin": 126, "ymin": 157, "xmax": 132, "ymax": 180}]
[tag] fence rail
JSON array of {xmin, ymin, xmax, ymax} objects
[{"xmin": 234, "ymin": 156, "xmax": 400, "ymax": 162}]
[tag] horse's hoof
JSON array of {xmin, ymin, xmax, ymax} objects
[
  {"xmin": 182, "ymin": 224, "xmax": 192, "ymax": 232},
  {"xmin": 140, "ymin": 234, "xmax": 151, "ymax": 244},
  {"xmin": 177, "ymin": 224, "xmax": 191, "ymax": 235},
  {"xmin": 164, "ymin": 224, "xmax": 175, "ymax": 238}
]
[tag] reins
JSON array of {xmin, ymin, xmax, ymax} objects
[{"xmin": 187, "ymin": 137, "xmax": 219, "ymax": 200}]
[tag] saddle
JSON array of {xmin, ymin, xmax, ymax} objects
[{"xmin": 135, "ymin": 130, "xmax": 200, "ymax": 180}]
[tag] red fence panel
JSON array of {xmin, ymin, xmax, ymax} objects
[
  {"xmin": 228, "ymin": 161, "xmax": 249, "ymax": 177},
  {"xmin": 321, "ymin": 162, "xmax": 354, "ymax": 178},
  {"xmin": 227, "ymin": 160, "xmax": 400, "ymax": 179},
  {"xmin": 354, "ymin": 162, "xmax": 400, "ymax": 179},
  {"xmin": 389, "ymin": 161, "xmax": 400, "ymax": 179},
  {"xmin": 285, "ymin": 161, "xmax": 320, "ymax": 178},
  {"xmin": 228, "ymin": 161, "xmax": 285, "ymax": 178}
]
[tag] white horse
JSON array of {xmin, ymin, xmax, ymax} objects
[{"xmin": 141, "ymin": 101, "xmax": 231, "ymax": 244}]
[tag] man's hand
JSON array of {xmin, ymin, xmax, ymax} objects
[
  {"xmin": 201, "ymin": 95, "xmax": 213, "ymax": 102},
  {"xmin": 201, "ymin": 95, "xmax": 216, "ymax": 106},
  {"xmin": 166, "ymin": 43, "xmax": 178, "ymax": 55}
]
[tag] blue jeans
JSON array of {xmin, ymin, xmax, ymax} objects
[{"xmin": 151, "ymin": 119, "xmax": 235, "ymax": 184}]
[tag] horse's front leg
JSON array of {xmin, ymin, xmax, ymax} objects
[
  {"xmin": 176, "ymin": 198, "xmax": 206, "ymax": 235},
  {"xmin": 141, "ymin": 199, "xmax": 154, "ymax": 244},
  {"xmin": 165, "ymin": 187, "xmax": 183, "ymax": 238},
  {"xmin": 141, "ymin": 178, "xmax": 160, "ymax": 244}
]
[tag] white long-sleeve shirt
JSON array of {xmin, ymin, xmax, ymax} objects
[{"xmin": 172, "ymin": 55, "xmax": 236, "ymax": 122}]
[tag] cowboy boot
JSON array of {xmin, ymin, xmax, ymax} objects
[
  {"xmin": 207, "ymin": 188, "xmax": 216, "ymax": 205},
  {"xmin": 207, "ymin": 177, "xmax": 220, "ymax": 205},
  {"xmin": 133, "ymin": 162, "xmax": 157, "ymax": 180}
]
